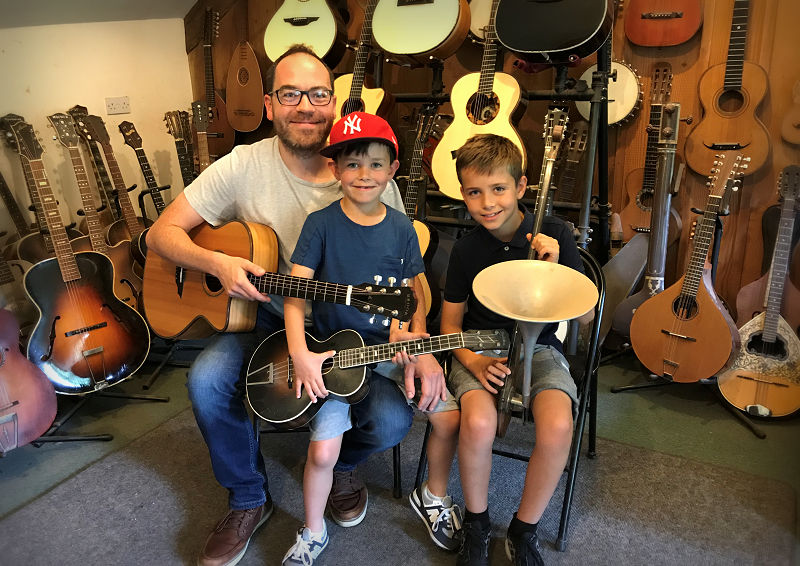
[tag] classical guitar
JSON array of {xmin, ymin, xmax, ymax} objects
[
  {"xmin": 333, "ymin": 0, "xmax": 391, "ymax": 121},
  {"xmin": 191, "ymin": 101, "xmax": 213, "ymax": 174},
  {"xmin": 630, "ymin": 154, "xmax": 744, "ymax": 383},
  {"xmin": 576, "ymin": 60, "xmax": 641, "ymax": 126},
  {"xmin": 0, "ymin": 308, "xmax": 57, "ymax": 456},
  {"xmin": 717, "ymin": 167, "xmax": 800, "ymax": 418},
  {"xmin": 164, "ymin": 110, "xmax": 198, "ymax": 187},
  {"xmin": 142, "ymin": 221, "xmax": 417, "ymax": 340},
  {"xmin": 623, "ymin": 0, "xmax": 702, "ymax": 47},
  {"xmin": 494, "ymin": 0, "xmax": 612, "ymax": 64},
  {"xmin": 684, "ymin": 0, "xmax": 769, "ymax": 177},
  {"xmin": 430, "ymin": 0, "xmax": 525, "ymax": 200},
  {"xmin": 202, "ymin": 8, "xmax": 236, "ymax": 158},
  {"xmin": 226, "ymin": 7, "xmax": 264, "ymax": 133},
  {"xmin": 371, "ymin": 0, "xmax": 469, "ymax": 63},
  {"xmin": 264, "ymin": 0, "xmax": 346, "ymax": 67},
  {"xmin": 49, "ymin": 113, "xmax": 142, "ymax": 311},
  {"xmin": 7, "ymin": 119, "xmax": 150, "ymax": 395},
  {"xmin": 246, "ymin": 328, "xmax": 508, "ymax": 429}
]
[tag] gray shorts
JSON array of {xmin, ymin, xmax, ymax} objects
[
  {"xmin": 309, "ymin": 361, "xmax": 459, "ymax": 442},
  {"xmin": 447, "ymin": 345, "xmax": 578, "ymax": 415}
]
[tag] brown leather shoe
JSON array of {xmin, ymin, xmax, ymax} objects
[
  {"xmin": 197, "ymin": 498, "xmax": 273, "ymax": 566},
  {"xmin": 328, "ymin": 469, "xmax": 368, "ymax": 527}
]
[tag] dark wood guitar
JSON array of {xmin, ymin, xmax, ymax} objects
[
  {"xmin": 247, "ymin": 328, "xmax": 508, "ymax": 429},
  {"xmin": 494, "ymin": 0, "xmax": 612, "ymax": 64},
  {"xmin": 48, "ymin": 113, "xmax": 142, "ymax": 311},
  {"xmin": 7, "ymin": 119, "xmax": 150, "ymax": 395},
  {"xmin": 164, "ymin": 110, "xmax": 198, "ymax": 187},
  {"xmin": 630, "ymin": 154, "xmax": 744, "ymax": 383},
  {"xmin": 717, "ymin": 166, "xmax": 800, "ymax": 417},
  {"xmin": 191, "ymin": 101, "xmax": 213, "ymax": 174},
  {"xmin": 0, "ymin": 308, "xmax": 57, "ymax": 455},
  {"xmin": 684, "ymin": 0, "xmax": 769, "ymax": 177},
  {"xmin": 623, "ymin": 0, "xmax": 702, "ymax": 47},
  {"xmin": 203, "ymin": 8, "xmax": 236, "ymax": 158},
  {"xmin": 225, "ymin": 6, "xmax": 264, "ymax": 133},
  {"xmin": 142, "ymin": 221, "xmax": 417, "ymax": 340}
]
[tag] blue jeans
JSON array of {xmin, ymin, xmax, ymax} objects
[{"xmin": 186, "ymin": 304, "xmax": 413, "ymax": 509}]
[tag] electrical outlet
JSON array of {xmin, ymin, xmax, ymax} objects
[{"xmin": 105, "ymin": 96, "xmax": 131, "ymax": 115}]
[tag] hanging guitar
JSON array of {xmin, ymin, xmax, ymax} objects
[
  {"xmin": 7, "ymin": 119, "xmax": 150, "ymax": 395},
  {"xmin": 717, "ymin": 166, "xmax": 800, "ymax": 417},
  {"xmin": 247, "ymin": 328, "xmax": 508, "ymax": 429},
  {"xmin": 164, "ymin": 110, "xmax": 198, "ymax": 187},
  {"xmin": 623, "ymin": 0, "xmax": 703, "ymax": 47},
  {"xmin": 226, "ymin": 3, "xmax": 264, "ymax": 133},
  {"xmin": 430, "ymin": 0, "xmax": 526, "ymax": 200},
  {"xmin": 142, "ymin": 221, "xmax": 417, "ymax": 340},
  {"xmin": 202, "ymin": 8, "xmax": 236, "ymax": 158},
  {"xmin": 264, "ymin": 0, "xmax": 346, "ymax": 67},
  {"xmin": 684, "ymin": 0, "xmax": 769, "ymax": 177},
  {"xmin": 630, "ymin": 154, "xmax": 745, "ymax": 383}
]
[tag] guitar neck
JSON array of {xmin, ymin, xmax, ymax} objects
[
  {"xmin": 680, "ymin": 194, "xmax": 723, "ymax": 300},
  {"xmin": 99, "ymin": 143, "xmax": 144, "ymax": 237},
  {"xmin": 0, "ymin": 170, "xmax": 31, "ymax": 236},
  {"xmin": 84, "ymin": 139, "xmax": 117, "ymax": 215},
  {"xmin": 476, "ymin": 0, "xmax": 501, "ymax": 95},
  {"xmin": 66, "ymin": 147, "xmax": 108, "ymax": 252},
  {"xmin": 174, "ymin": 139, "xmax": 197, "ymax": 187},
  {"xmin": 133, "ymin": 147, "xmax": 167, "ymax": 214},
  {"xmin": 338, "ymin": 332, "xmax": 475, "ymax": 368},
  {"xmin": 195, "ymin": 131, "xmax": 212, "ymax": 173},
  {"xmin": 559, "ymin": 158, "xmax": 581, "ymax": 202},
  {"xmin": 348, "ymin": 0, "xmax": 379, "ymax": 102},
  {"xmin": 641, "ymin": 104, "xmax": 664, "ymax": 193},
  {"xmin": 404, "ymin": 113, "xmax": 434, "ymax": 219},
  {"xmin": 19, "ymin": 157, "xmax": 54, "ymax": 252},
  {"xmin": 763, "ymin": 188, "xmax": 796, "ymax": 342},
  {"xmin": 724, "ymin": 0, "xmax": 750, "ymax": 89}
]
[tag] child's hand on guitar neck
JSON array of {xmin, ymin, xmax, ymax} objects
[
  {"xmin": 212, "ymin": 252, "xmax": 270, "ymax": 302},
  {"xmin": 527, "ymin": 233, "xmax": 560, "ymax": 263}
]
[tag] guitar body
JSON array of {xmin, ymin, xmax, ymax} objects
[
  {"xmin": 105, "ymin": 216, "xmax": 151, "ymax": 248},
  {"xmin": 684, "ymin": 61, "xmax": 770, "ymax": 176},
  {"xmin": 24, "ymin": 252, "xmax": 150, "ymax": 394},
  {"xmin": 333, "ymin": 74, "xmax": 391, "ymax": 121},
  {"xmin": 630, "ymin": 270, "xmax": 739, "ymax": 382},
  {"xmin": 14, "ymin": 227, "xmax": 84, "ymax": 265},
  {"xmin": 226, "ymin": 40, "xmax": 264, "ymax": 133},
  {"xmin": 372, "ymin": 0, "xmax": 469, "ymax": 61},
  {"xmin": 717, "ymin": 314, "xmax": 800, "ymax": 417},
  {"xmin": 142, "ymin": 221, "xmax": 278, "ymax": 340},
  {"xmin": 69, "ymin": 237, "xmax": 142, "ymax": 311},
  {"xmin": 619, "ymin": 170, "xmax": 684, "ymax": 242},
  {"xmin": 264, "ymin": 0, "xmax": 346, "ymax": 66},
  {"xmin": 413, "ymin": 219, "xmax": 441, "ymax": 319},
  {"xmin": 0, "ymin": 308, "xmax": 57, "ymax": 455},
  {"xmin": 207, "ymin": 91, "xmax": 237, "ymax": 159},
  {"xmin": 624, "ymin": 0, "xmax": 702, "ymax": 47},
  {"xmin": 736, "ymin": 271, "xmax": 800, "ymax": 336},
  {"xmin": 0, "ymin": 259, "xmax": 36, "ymax": 342},
  {"xmin": 431, "ymin": 72, "xmax": 525, "ymax": 200},
  {"xmin": 246, "ymin": 329, "xmax": 368, "ymax": 430}
]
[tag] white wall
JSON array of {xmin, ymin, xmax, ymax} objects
[{"xmin": 0, "ymin": 18, "xmax": 193, "ymax": 236}]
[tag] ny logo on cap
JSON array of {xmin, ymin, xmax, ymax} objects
[{"xmin": 343, "ymin": 114, "xmax": 362, "ymax": 136}]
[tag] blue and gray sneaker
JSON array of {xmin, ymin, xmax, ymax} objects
[{"xmin": 282, "ymin": 523, "xmax": 329, "ymax": 566}]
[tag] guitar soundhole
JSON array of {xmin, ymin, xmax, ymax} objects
[
  {"xmin": 636, "ymin": 189, "xmax": 654, "ymax": 212},
  {"xmin": 204, "ymin": 274, "xmax": 224, "ymax": 295},
  {"xmin": 237, "ymin": 68, "xmax": 250, "ymax": 86},
  {"xmin": 746, "ymin": 333, "xmax": 788, "ymax": 361},
  {"xmin": 717, "ymin": 89, "xmax": 745, "ymax": 114},
  {"xmin": 671, "ymin": 296, "xmax": 698, "ymax": 320},
  {"xmin": 342, "ymin": 99, "xmax": 365, "ymax": 117},
  {"xmin": 466, "ymin": 93, "xmax": 500, "ymax": 125}
]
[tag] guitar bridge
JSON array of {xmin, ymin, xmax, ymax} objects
[{"xmin": 660, "ymin": 329, "xmax": 697, "ymax": 342}]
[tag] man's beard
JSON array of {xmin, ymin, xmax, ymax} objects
[{"xmin": 273, "ymin": 111, "xmax": 333, "ymax": 158}]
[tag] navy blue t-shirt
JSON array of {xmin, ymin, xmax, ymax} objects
[
  {"xmin": 291, "ymin": 200, "xmax": 424, "ymax": 345},
  {"xmin": 443, "ymin": 206, "xmax": 583, "ymax": 353}
]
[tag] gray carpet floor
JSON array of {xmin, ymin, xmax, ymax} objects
[{"xmin": 0, "ymin": 407, "xmax": 794, "ymax": 566}]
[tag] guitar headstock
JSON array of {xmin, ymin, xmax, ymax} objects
[
  {"xmin": 779, "ymin": 165, "xmax": 800, "ymax": 206},
  {"xmin": 706, "ymin": 153, "xmax": 746, "ymax": 199},
  {"xmin": 47, "ymin": 113, "xmax": 80, "ymax": 148},
  {"xmin": 565, "ymin": 121, "xmax": 589, "ymax": 162},
  {"xmin": 118, "ymin": 121, "xmax": 142, "ymax": 149},
  {"xmin": 192, "ymin": 100, "xmax": 210, "ymax": 133},
  {"xmin": 75, "ymin": 114, "xmax": 111, "ymax": 147},
  {"xmin": 6, "ymin": 119, "xmax": 44, "ymax": 161},
  {"xmin": 651, "ymin": 63, "xmax": 673, "ymax": 105},
  {"xmin": 0, "ymin": 113, "xmax": 25, "ymax": 151},
  {"xmin": 164, "ymin": 111, "xmax": 185, "ymax": 141},
  {"xmin": 462, "ymin": 329, "xmax": 510, "ymax": 351},
  {"xmin": 543, "ymin": 108, "xmax": 569, "ymax": 157},
  {"xmin": 204, "ymin": 8, "xmax": 219, "ymax": 46},
  {"xmin": 351, "ymin": 280, "xmax": 418, "ymax": 323}
]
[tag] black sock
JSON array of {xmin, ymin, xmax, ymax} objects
[
  {"xmin": 509, "ymin": 512, "xmax": 538, "ymax": 534},
  {"xmin": 464, "ymin": 508, "xmax": 490, "ymax": 529}
]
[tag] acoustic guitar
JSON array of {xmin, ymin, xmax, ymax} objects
[
  {"xmin": 202, "ymin": 8, "xmax": 236, "ymax": 158},
  {"xmin": 246, "ymin": 328, "xmax": 508, "ymax": 429},
  {"xmin": 630, "ymin": 154, "xmax": 744, "ymax": 383},
  {"xmin": 717, "ymin": 167, "xmax": 800, "ymax": 418},
  {"xmin": 7, "ymin": 119, "xmax": 150, "ymax": 395},
  {"xmin": 430, "ymin": 0, "xmax": 525, "ymax": 200},
  {"xmin": 226, "ymin": 6, "xmax": 264, "ymax": 133},
  {"xmin": 623, "ymin": 0, "xmax": 702, "ymax": 47},
  {"xmin": 264, "ymin": 0, "xmax": 346, "ymax": 67},
  {"xmin": 0, "ymin": 308, "xmax": 57, "ymax": 456},
  {"xmin": 684, "ymin": 0, "xmax": 769, "ymax": 177},
  {"xmin": 142, "ymin": 221, "xmax": 417, "ymax": 340},
  {"xmin": 164, "ymin": 110, "xmax": 198, "ymax": 188}
]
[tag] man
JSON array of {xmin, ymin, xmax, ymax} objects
[{"xmin": 146, "ymin": 45, "xmax": 445, "ymax": 566}]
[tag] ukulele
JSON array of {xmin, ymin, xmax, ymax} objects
[
  {"xmin": 49, "ymin": 113, "xmax": 143, "ymax": 311},
  {"xmin": 623, "ymin": 0, "xmax": 703, "ymax": 47},
  {"xmin": 264, "ymin": 0, "xmax": 346, "ymax": 67},
  {"xmin": 0, "ymin": 308, "xmax": 57, "ymax": 456},
  {"xmin": 717, "ymin": 167, "xmax": 800, "ymax": 418},
  {"xmin": 202, "ymin": 8, "xmax": 236, "ymax": 158},
  {"xmin": 164, "ymin": 110, "xmax": 198, "ymax": 187},
  {"xmin": 630, "ymin": 154, "xmax": 744, "ymax": 383},
  {"xmin": 371, "ymin": 0, "xmax": 469, "ymax": 63},
  {"xmin": 332, "ymin": 0, "xmax": 391, "ymax": 121},
  {"xmin": 7, "ymin": 119, "xmax": 150, "ymax": 395},
  {"xmin": 142, "ymin": 221, "xmax": 417, "ymax": 340},
  {"xmin": 225, "ymin": 4, "xmax": 264, "ymax": 133},
  {"xmin": 247, "ymin": 328, "xmax": 508, "ymax": 429},
  {"xmin": 684, "ymin": 0, "xmax": 769, "ymax": 177},
  {"xmin": 430, "ymin": 0, "xmax": 525, "ymax": 200}
]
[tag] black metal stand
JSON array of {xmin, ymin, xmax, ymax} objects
[
  {"xmin": 141, "ymin": 338, "xmax": 203, "ymax": 390},
  {"xmin": 137, "ymin": 185, "xmax": 171, "ymax": 222}
]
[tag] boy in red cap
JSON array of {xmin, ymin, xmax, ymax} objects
[{"xmin": 281, "ymin": 112, "xmax": 462, "ymax": 565}]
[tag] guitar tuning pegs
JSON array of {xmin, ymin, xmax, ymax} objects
[
  {"xmin": 369, "ymin": 314, "xmax": 376, "ymax": 324},
  {"xmin": 382, "ymin": 317, "xmax": 391, "ymax": 327},
  {"xmin": 387, "ymin": 277, "xmax": 396, "ymax": 287},
  {"xmin": 400, "ymin": 278, "xmax": 409, "ymax": 287},
  {"xmin": 373, "ymin": 275, "xmax": 383, "ymax": 285}
]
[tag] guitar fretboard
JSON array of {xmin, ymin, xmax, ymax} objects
[
  {"xmin": 477, "ymin": 0, "xmax": 501, "ymax": 96},
  {"xmin": 0, "ymin": 170, "xmax": 31, "ymax": 237},
  {"xmin": 404, "ymin": 111, "xmax": 435, "ymax": 219},
  {"xmin": 723, "ymin": 0, "xmax": 750, "ymax": 89},
  {"xmin": 680, "ymin": 194, "xmax": 722, "ymax": 301},
  {"xmin": 97, "ymin": 139, "xmax": 144, "ymax": 238},
  {"xmin": 337, "ymin": 333, "xmax": 490, "ymax": 368},
  {"xmin": 66, "ymin": 146, "xmax": 108, "ymax": 253},
  {"xmin": 763, "ymin": 176, "xmax": 797, "ymax": 343},
  {"xmin": 19, "ymin": 156, "xmax": 54, "ymax": 253},
  {"xmin": 347, "ymin": 0, "xmax": 379, "ymax": 105}
]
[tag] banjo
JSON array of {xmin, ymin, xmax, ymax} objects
[{"xmin": 576, "ymin": 60, "xmax": 641, "ymax": 125}]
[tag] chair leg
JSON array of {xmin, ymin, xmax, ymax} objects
[
  {"xmin": 414, "ymin": 421, "xmax": 433, "ymax": 490},
  {"xmin": 588, "ymin": 368, "xmax": 598, "ymax": 458},
  {"xmin": 393, "ymin": 444, "xmax": 402, "ymax": 498}
]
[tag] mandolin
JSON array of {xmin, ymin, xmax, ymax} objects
[
  {"xmin": 142, "ymin": 221, "xmax": 417, "ymax": 340},
  {"xmin": 164, "ymin": 110, "xmax": 198, "ymax": 187},
  {"xmin": 430, "ymin": 0, "xmax": 525, "ymax": 200},
  {"xmin": 630, "ymin": 154, "xmax": 744, "ymax": 383},
  {"xmin": 226, "ymin": 5, "xmax": 264, "ymax": 133},
  {"xmin": 7, "ymin": 119, "xmax": 150, "ymax": 395},
  {"xmin": 246, "ymin": 328, "xmax": 508, "ymax": 429},
  {"xmin": 717, "ymin": 167, "xmax": 800, "ymax": 417},
  {"xmin": 202, "ymin": 8, "xmax": 236, "ymax": 158},
  {"xmin": 623, "ymin": 0, "xmax": 702, "ymax": 47},
  {"xmin": 264, "ymin": 0, "xmax": 346, "ymax": 67},
  {"xmin": 684, "ymin": 0, "xmax": 769, "ymax": 177}
]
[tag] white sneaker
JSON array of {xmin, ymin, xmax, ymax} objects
[
  {"xmin": 282, "ymin": 523, "xmax": 329, "ymax": 566},
  {"xmin": 409, "ymin": 483, "xmax": 463, "ymax": 551}
]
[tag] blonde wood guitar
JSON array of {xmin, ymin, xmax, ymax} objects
[
  {"xmin": 431, "ymin": 0, "xmax": 525, "ymax": 200},
  {"xmin": 264, "ymin": 0, "xmax": 345, "ymax": 66}
]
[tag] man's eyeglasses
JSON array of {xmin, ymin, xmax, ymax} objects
[{"xmin": 270, "ymin": 87, "xmax": 334, "ymax": 106}]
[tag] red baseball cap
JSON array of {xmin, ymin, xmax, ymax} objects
[{"xmin": 320, "ymin": 111, "xmax": 399, "ymax": 160}]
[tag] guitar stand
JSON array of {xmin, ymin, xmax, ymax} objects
[
  {"xmin": 140, "ymin": 338, "xmax": 203, "ymax": 390},
  {"xmin": 137, "ymin": 185, "xmax": 171, "ymax": 222},
  {"xmin": 610, "ymin": 209, "xmax": 766, "ymax": 439}
]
